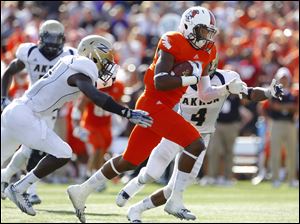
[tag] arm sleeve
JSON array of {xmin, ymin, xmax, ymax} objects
[
  {"xmin": 158, "ymin": 33, "xmax": 180, "ymax": 56},
  {"xmin": 197, "ymin": 76, "xmax": 228, "ymax": 101},
  {"xmin": 75, "ymin": 77, "xmax": 128, "ymax": 118}
]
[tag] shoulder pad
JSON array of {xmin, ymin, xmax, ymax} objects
[
  {"xmin": 159, "ymin": 32, "xmax": 183, "ymax": 54},
  {"xmin": 63, "ymin": 46, "xmax": 78, "ymax": 55},
  {"xmin": 15, "ymin": 43, "xmax": 37, "ymax": 62},
  {"xmin": 68, "ymin": 56, "xmax": 98, "ymax": 83}
]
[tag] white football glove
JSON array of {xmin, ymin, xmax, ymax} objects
[
  {"xmin": 73, "ymin": 126, "xmax": 90, "ymax": 142},
  {"xmin": 268, "ymin": 79, "xmax": 284, "ymax": 100},
  {"xmin": 1, "ymin": 97, "xmax": 11, "ymax": 112},
  {"xmin": 188, "ymin": 61, "xmax": 203, "ymax": 82},
  {"xmin": 226, "ymin": 78, "xmax": 248, "ymax": 95},
  {"xmin": 124, "ymin": 109, "xmax": 153, "ymax": 128}
]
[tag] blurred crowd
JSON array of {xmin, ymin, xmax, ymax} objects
[{"xmin": 1, "ymin": 1, "xmax": 299, "ymax": 187}]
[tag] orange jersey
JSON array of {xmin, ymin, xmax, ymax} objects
[
  {"xmin": 81, "ymin": 81, "xmax": 125, "ymax": 128},
  {"xmin": 144, "ymin": 31, "xmax": 217, "ymax": 108}
]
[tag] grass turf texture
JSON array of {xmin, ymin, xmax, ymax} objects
[{"xmin": 1, "ymin": 181, "xmax": 299, "ymax": 223}]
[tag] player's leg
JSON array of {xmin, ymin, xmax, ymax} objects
[
  {"xmin": 128, "ymin": 134, "xmax": 211, "ymax": 222},
  {"xmin": 67, "ymin": 125, "xmax": 161, "ymax": 223},
  {"xmin": 148, "ymin": 111, "xmax": 203, "ymax": 219},
  {"xmin": 26, "ymin": 150, "xmax": 47, "ymax": 204},
  {"xmin": 1, "ymin": 125, "xmax": 24, "ymax": 199},
  {"xmin": 1, "ymin": 145, "xmax": 32, "ymax": 199},
  {"xmin": 4, "ymin": 107, "xmax": 72, "ymax": 216},
  {"xmin": 164, "ymin": 129, "xmax": 209, "ymax": 220},
  {"xmin": 116, "ymin": 138, "xmax": 181, "ymax": 207}
]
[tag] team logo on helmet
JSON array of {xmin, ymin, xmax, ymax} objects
[{"xmin": 185, "ymin": 9, "xmax": 199, "ymax": 22}]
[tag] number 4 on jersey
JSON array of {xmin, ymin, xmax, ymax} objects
[{"xmin": 191, "ymin": 108, "xmax": 207, "ymax": 126}]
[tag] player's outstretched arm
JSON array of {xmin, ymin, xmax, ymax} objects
[
  {"xmin": 198, "ymin": 64, "xmax": 248, "ymax": 101},
  {"xmin": 68, "ymin": 73, "xmax": 153, "ymax": 128},
  {"xmin": 241, "ymin": 79, "xmax": 284, "ymax": 101}
]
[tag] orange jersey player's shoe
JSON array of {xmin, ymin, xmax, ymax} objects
[
  {"xmin": 123, "ymin": 31, "xmax": 217, "ymax": 166},
  {"xmin": 81, "ymin": 81, "xmax": 125, "ymax": 152}
]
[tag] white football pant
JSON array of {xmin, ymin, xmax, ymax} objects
[
  {"xmin": 145, "ymin": 133, "xmax": 211, "ymax": 186},
  {"xmin": 1, "ymin": 100, "xmax": 72, "ymax": 166}
]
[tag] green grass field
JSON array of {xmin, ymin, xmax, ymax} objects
[{"xmin": 1, "ymin": 181, "xmax": 299, "ymax": 223}]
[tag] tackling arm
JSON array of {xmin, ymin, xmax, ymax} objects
[
  {"xmin": 241, "ymin": 79, "xmax": 284, "ymax": 102},
  {"xmin": 68, "ymin": 73, "xmax": 129, "ymax": 117},
  {"xmin": 68, "ymin": 73, "xmax": 153, "ymax": 128},
  {"xmin": 198, "ymin": 64, "xmax": 248, "ymax": 101}
]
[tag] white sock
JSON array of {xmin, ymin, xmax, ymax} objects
[
  {"xmin": 2, "ymin": 150, "xmax": 29, "ymax": 182},
  {"xmin": 123, "ymin": 176, "xmax": 144, "ymax": 197},
  {"xmin": 27, "ymin": 182, "xmax": 37, "ymax": 195},
  {"xmin": 134, "ymin": 197, "xmax": 155, "ymax": 212},
  {"xmin": 80, "ymin": 169, "xmax": 108, "ymax": 196},
  {"xmin": 14, "ymin": 171, "xmax": 40, "ymax": 193},
  {"xmin": 78, "ymin": 163, "xmax": 87, "ymax": 179},
  {"xmin": 169, "ymin": 170, "xmax": 190, "ymax": 203}
]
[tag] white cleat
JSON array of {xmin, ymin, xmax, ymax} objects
[
  {"xmin": 116, "ymin": 190, "xmax": 131, "ymax": 207},
  {"xmin": 1, "ymin": 182, "xmax": 8, "ymax": 200},
  {"xmin": 67, "ymin": 185, "xmax": 87, "ymax": 223},
  {"xmin": 127, "ymin": 206, "xmax": 142, "ymax": 223},
  {"xmin": 164, "ymin": 199, "xmax": 196, "ymax": 221},
  {"xmin": 5, "ymin": 184, "xmax": 36, "ymax": 216}
]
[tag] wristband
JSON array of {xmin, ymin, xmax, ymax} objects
[{"xmin": 181, "ymin": 76, "xmax": 198, "ymax": 87}]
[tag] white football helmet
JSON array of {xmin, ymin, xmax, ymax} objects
[
  {"xmin": 179, "ymin": 6, "xmax": 218, "ymax": 51},
  {"xmin": 77, "ymin": 35, "xmax": 119, "ymax": 87},
  {"xmin": 39, "ymin": 20, "xmax": 65, "ymax": 58}
]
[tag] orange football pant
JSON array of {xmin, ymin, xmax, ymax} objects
[{"xmin": 123, "ymin": 93, "xmax": 201, "ymax": 166}]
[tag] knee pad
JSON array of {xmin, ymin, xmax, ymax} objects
[
  {"xmin": 53, "ymin": 143, "xmax": 72, "ymax": 159},
  {"xmin": 138, "ymin": 167, "xmax": 155, "ymax": 184},
  {"xmin": 146, "ymin": 139, "xmax": 180, "ymax": 180}
]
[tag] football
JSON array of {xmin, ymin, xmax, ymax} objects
[{"xmin": 171, "ymin": 61, "xmax": 193, "ymax": 77}]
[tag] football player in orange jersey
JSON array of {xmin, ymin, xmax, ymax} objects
[
  {"xmin": 72, "ymin": 81, "xmax": 125, "ymax": 180},
  {"xmin": 67, "ymin": 6, "xmax": 248, "ymax": 223}
]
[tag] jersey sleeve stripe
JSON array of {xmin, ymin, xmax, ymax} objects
[
  {"xmin": 27, "ymin": 45, "xmax": 38, "ymax": 58},
  {"xmin": 214, "ymin": 71, "xmax": 225, "ymax": 85}
]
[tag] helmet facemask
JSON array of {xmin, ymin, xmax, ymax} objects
[
  {"xmin": 188, "ymin": 24, "xmax": 217, "ymax": 51},
  {"xmin": 39, "ymin": 32, "xmax": 65, "ymax": 59},
  {"xmin": 90, "ymin": 50, "xmax": 119, "ymax": 86}
]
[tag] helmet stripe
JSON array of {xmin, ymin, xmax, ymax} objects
[{"xmin": 209, "ymin": 11, "xmax": 216, "ymax": 26}]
